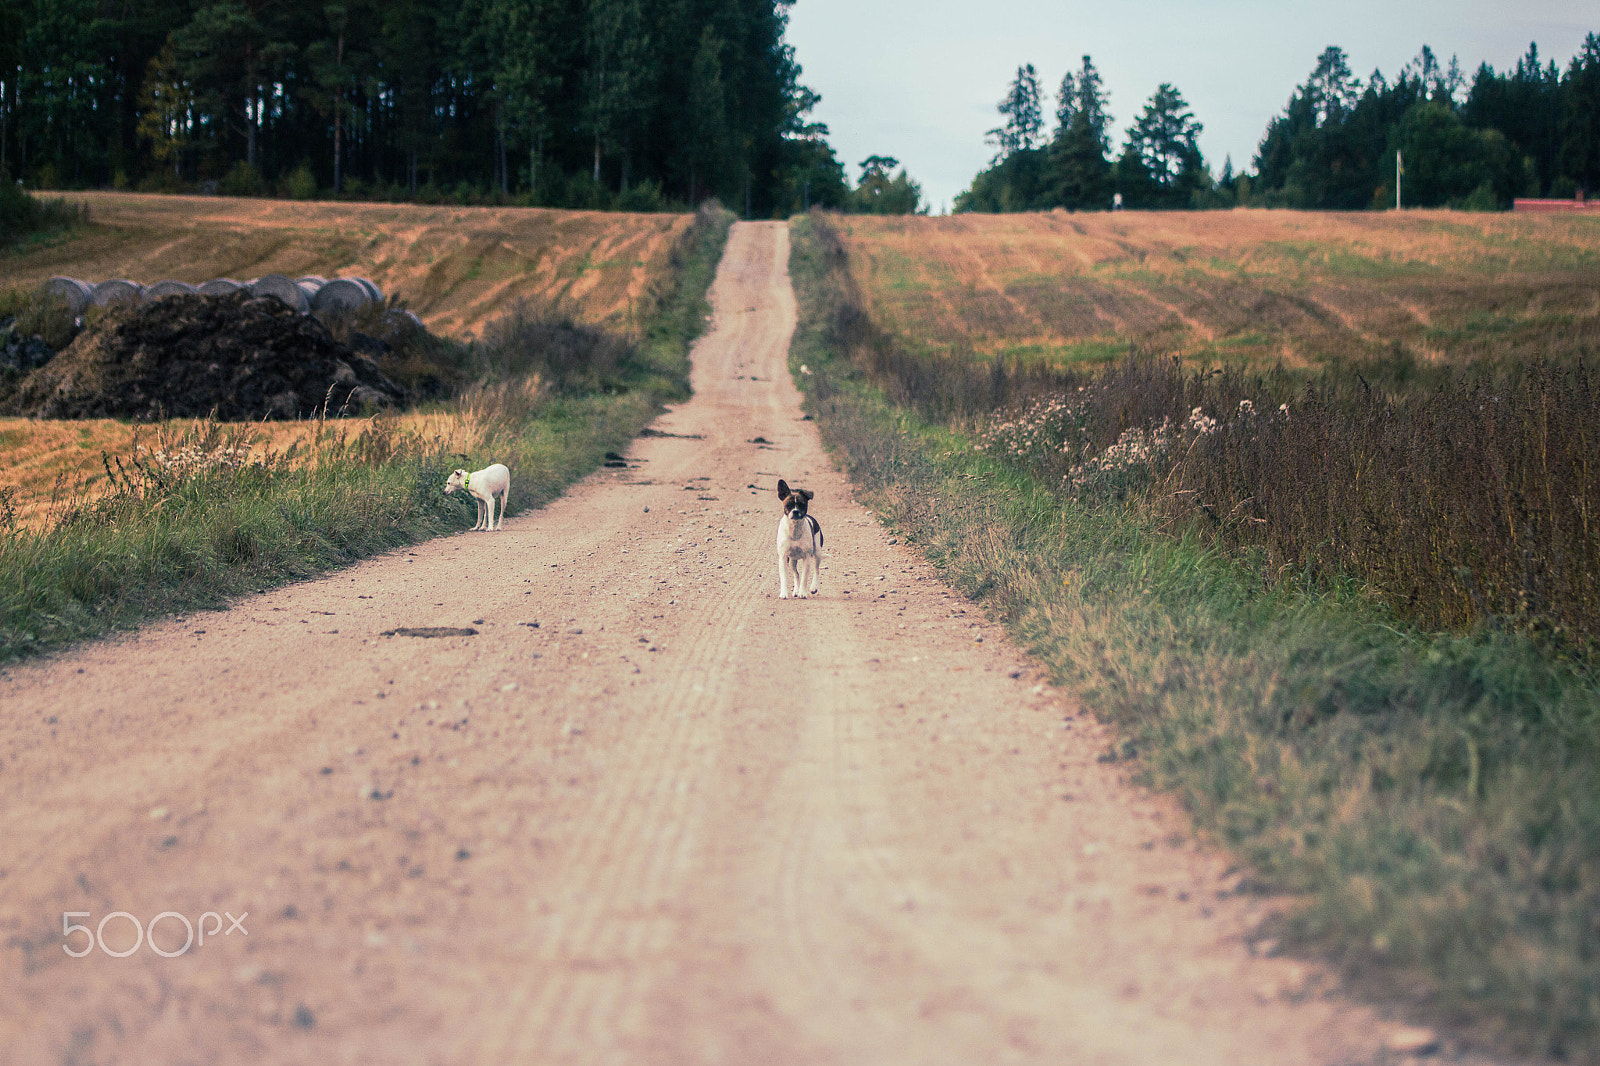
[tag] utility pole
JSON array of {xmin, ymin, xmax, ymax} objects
[{"xmin": 1396, "ymin": 151, "xmax": 1402, "ymax": 210}]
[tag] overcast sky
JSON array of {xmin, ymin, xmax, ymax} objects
[{"xmin": 784, "ymin": 0, "xmax": 1597, "ymax": 212}]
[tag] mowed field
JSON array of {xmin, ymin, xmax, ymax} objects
[
  {"xmin": 834, "ymin": 208, "xmax": 1600, "ymax": 368},
  {"xmin": 4, "ymin": 191, "xmax": 691, "ymax": 337},
  {"xmin": 1, "ymin": 193, "xmax": 693, "ymax": 528}
]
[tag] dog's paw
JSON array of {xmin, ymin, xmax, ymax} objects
[{"xmin": 778, "ymin": 591, "xmax": 788, "ymax": 599}]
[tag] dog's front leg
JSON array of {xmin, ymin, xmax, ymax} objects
[
  {"xmin": 793, "ymin": 557, "xmax": 808, "ymax": 599},
  {"xmin": 474, "ymin": 496, "xmax": 487, "ymax": 531},
  {"xmin": 778, "ymin": 555, "xmax": 789, "ymax": 598}
]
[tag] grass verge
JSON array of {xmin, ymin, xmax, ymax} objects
[
  {"xmin": 0, "ymin": 204, "xmax": 731, "ymax": 663},
  {"xmin": 789, "ymin": 212, "xmax": 1600, "ymax": 1063}
]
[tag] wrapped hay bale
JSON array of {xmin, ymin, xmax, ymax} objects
[
  {"xmin": 310, "ymin": 277, "xmax": 375, "ymax": 315},
  {"xmin": 248, "ymin": 273, "xmax": 311, "ymax": 314},
  {"xmin": 90, "ymin": 279, "xmax": 144, "ymax": 307},
  {"xmin": 37, "ymin": 277, "xmax": 93, "ymax": 316},
  {"xmin": 143, "ymin": 280, "xmax": 198, "ymax": 300}
]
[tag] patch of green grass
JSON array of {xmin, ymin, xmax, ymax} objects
[
  {"xmin": 0, "ymin": 204, "xmax": 732, "ymax": 663},
  {"xmin": 988, "ymin": 340, "xmax": 1125, "ymax": 367},
  {"xmin": 789, "ymin": 211, "xmax": 1600, "ymax": 1063}
]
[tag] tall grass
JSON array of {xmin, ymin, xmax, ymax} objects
[
  {"xmin": 791, "ymin": 212, "xmax": 1600, "ymax": 1062},
  {"xmin": 0, "ymin": 203, "xmax": 731, "ymax": 662},
  {"xmin": 808, "ymin": 211, "xmax": 1600, "ymax": 650}
]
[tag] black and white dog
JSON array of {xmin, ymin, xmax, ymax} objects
[{"xmin": 776, "ymin": 478, "xmax": 824, "ymax": 599}]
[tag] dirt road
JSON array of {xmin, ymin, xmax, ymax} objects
[{"xmin": 0, "ymin": 222, "xmax": 1491, "ymax": 1065}]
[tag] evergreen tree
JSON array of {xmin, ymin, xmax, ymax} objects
[
  {"xmin": 582, "ymin": 0, "xmax": 649, "ymax": 193},
  {"xmin": 174, "ymin": 0, "xmax": 293, "ymax": 172},
  {"xmin": 1122, "ymin": 83, "xmax": 1206, "ymax": 207},
  {"xmin": 686, "ymin": 24, "xmax": 730, "ymax": 204},
  {"xmin": 303, "ymin": 1, "xmax": 374, "ymax": 194},
  {"xmin": 135, "ymin": 38, "xmax": 190, "ymax": 180},
  {"xmin": 1048, "ymin": 54, "xmax": 1112, "ymax": 209},
  {"xmin": 1464, "ymin": 43, "xmax": 1561, "ymax": 195},
  {"xmin": 1560, "ymin": 33, "xmax": 1600, "ymax": 193},
  {"xmin": 849, "ymin": 155, "xmax": 922, "ymax": 214},
  {"xmin": 1306, "ymin": 46, "xmax": 1362, "ymax": 125},
  {"xmin": 988, "ymin": 63, "xmax": 1043, "ymax": 162}
]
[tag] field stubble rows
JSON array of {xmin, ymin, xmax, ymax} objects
[{"xmin": 838, "ymin": 209, "xmax": 1600, "ymax": 370}]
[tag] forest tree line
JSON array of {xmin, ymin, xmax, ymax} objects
[
  {"xmin": 0, "ymin": 0, "xmax": 878, "ymax": 215},
  {"xmin": 961, "ymin": 35, "xmax": 1600, "ymax": 213}
]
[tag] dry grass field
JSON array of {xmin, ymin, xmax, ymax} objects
[
  {"xmin": 0, "ymin": 412, "xmax": 479, "ymax": 530},
  {"xmin": 834, "ymin": 208, "xmax": 1600, "ymax": 368},
  {"xmin": 3, "ymin": 191, "xmax": 692, "ymax": 337},
  {"xmin": 0, "ymin": 193, "xmax": 695, "ymax": 529}
]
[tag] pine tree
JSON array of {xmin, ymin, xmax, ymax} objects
[
  {"xmin": 174, "ymin": 0, "xmax": 292, "ymax": 172},
  {"xmin": 136, "ymin": 37, "xmax": 190, "ymax": 179},
  {"xmin": 1306, "ymin": 46, "xmax": 1362, "ymax": 126},
  {"xmin": 1049, "ymin": 54, "xmax": 1112, "ymax": 209},
  {"xmin": 1560, "ymin": 33, "xmax": 1600, "ymax": 193},
  {"xmin": 686, "ymin": 24, "xmax": 729, "ymax": 204},
  {"xmin": 304, "ymin": 2, "xmax": 374, "ymax": 195},
  {"xmin": 987, "ymin": 63, "xmax": 1043, "ymax": 162},
  {"xmin": 850, "ymin": 155, "xmax": 921, "ymax": 214},
  {"xmin": 1123, "ymin": 83, "xmax": 1206, "ymax": 207},
  {"xmin": 582, "ymin": 0, "xmax": 648, "ymax": 193}
]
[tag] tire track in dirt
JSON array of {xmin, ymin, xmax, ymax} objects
[{"xmin": 0, "ymin": 222, "xmax": 1520, "ymax": 1065}]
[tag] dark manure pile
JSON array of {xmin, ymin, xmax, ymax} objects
[{"xmin": 0, "ymin": 291, "xmax": 406, "ymax": 421}]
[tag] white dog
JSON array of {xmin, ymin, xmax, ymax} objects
[
  {"xmin": 776, "ymin": 478, "xmax": 824, "ymax": 599},
  {"xmin": 444, "ymin": 463, "xmax": 511, "ymax": 531}
]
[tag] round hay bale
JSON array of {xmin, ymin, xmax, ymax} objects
[
  {"xmin": 143, "ymin": 280, "xmax": 198, "ymax": 300},
  {"xmin": 90, "ymin": 279, "xmax": 145, "ymax": 307},
  {"xmin": 249, "ymin": 273, "xmax": 311, "ymax": 314},
  {"xmin": 295, "ymin": 275, "xmax": 328, "ymax": 287},
  {"xmin": 37, "ymin": 277, "xmax": 93, "ymax": 315},
  {"xmin": 310, "ymin": 277, "xmax": 375, "ymax": 315},
  {"xmin": 296, "ymin": 280, "xmax": 322, "ymax": 302},
  {"xmin": 378, "ymin": 307, "xmax": 425, "ymax": 344},
  {"xmin": 354, "ymin": 277, "xmax": 384, "ymax": 302},
  {"xmin": 197, "ymin": 278, "xmax": 246, "ymax": 296}
]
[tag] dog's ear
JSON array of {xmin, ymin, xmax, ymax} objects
[
  {"xmin": 800, "ymin": 489, "xmax": 814, "ymax": 501},
  {"xmin": 777, "ymin": 479, "xmax": 790, "ymax": 500}
]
